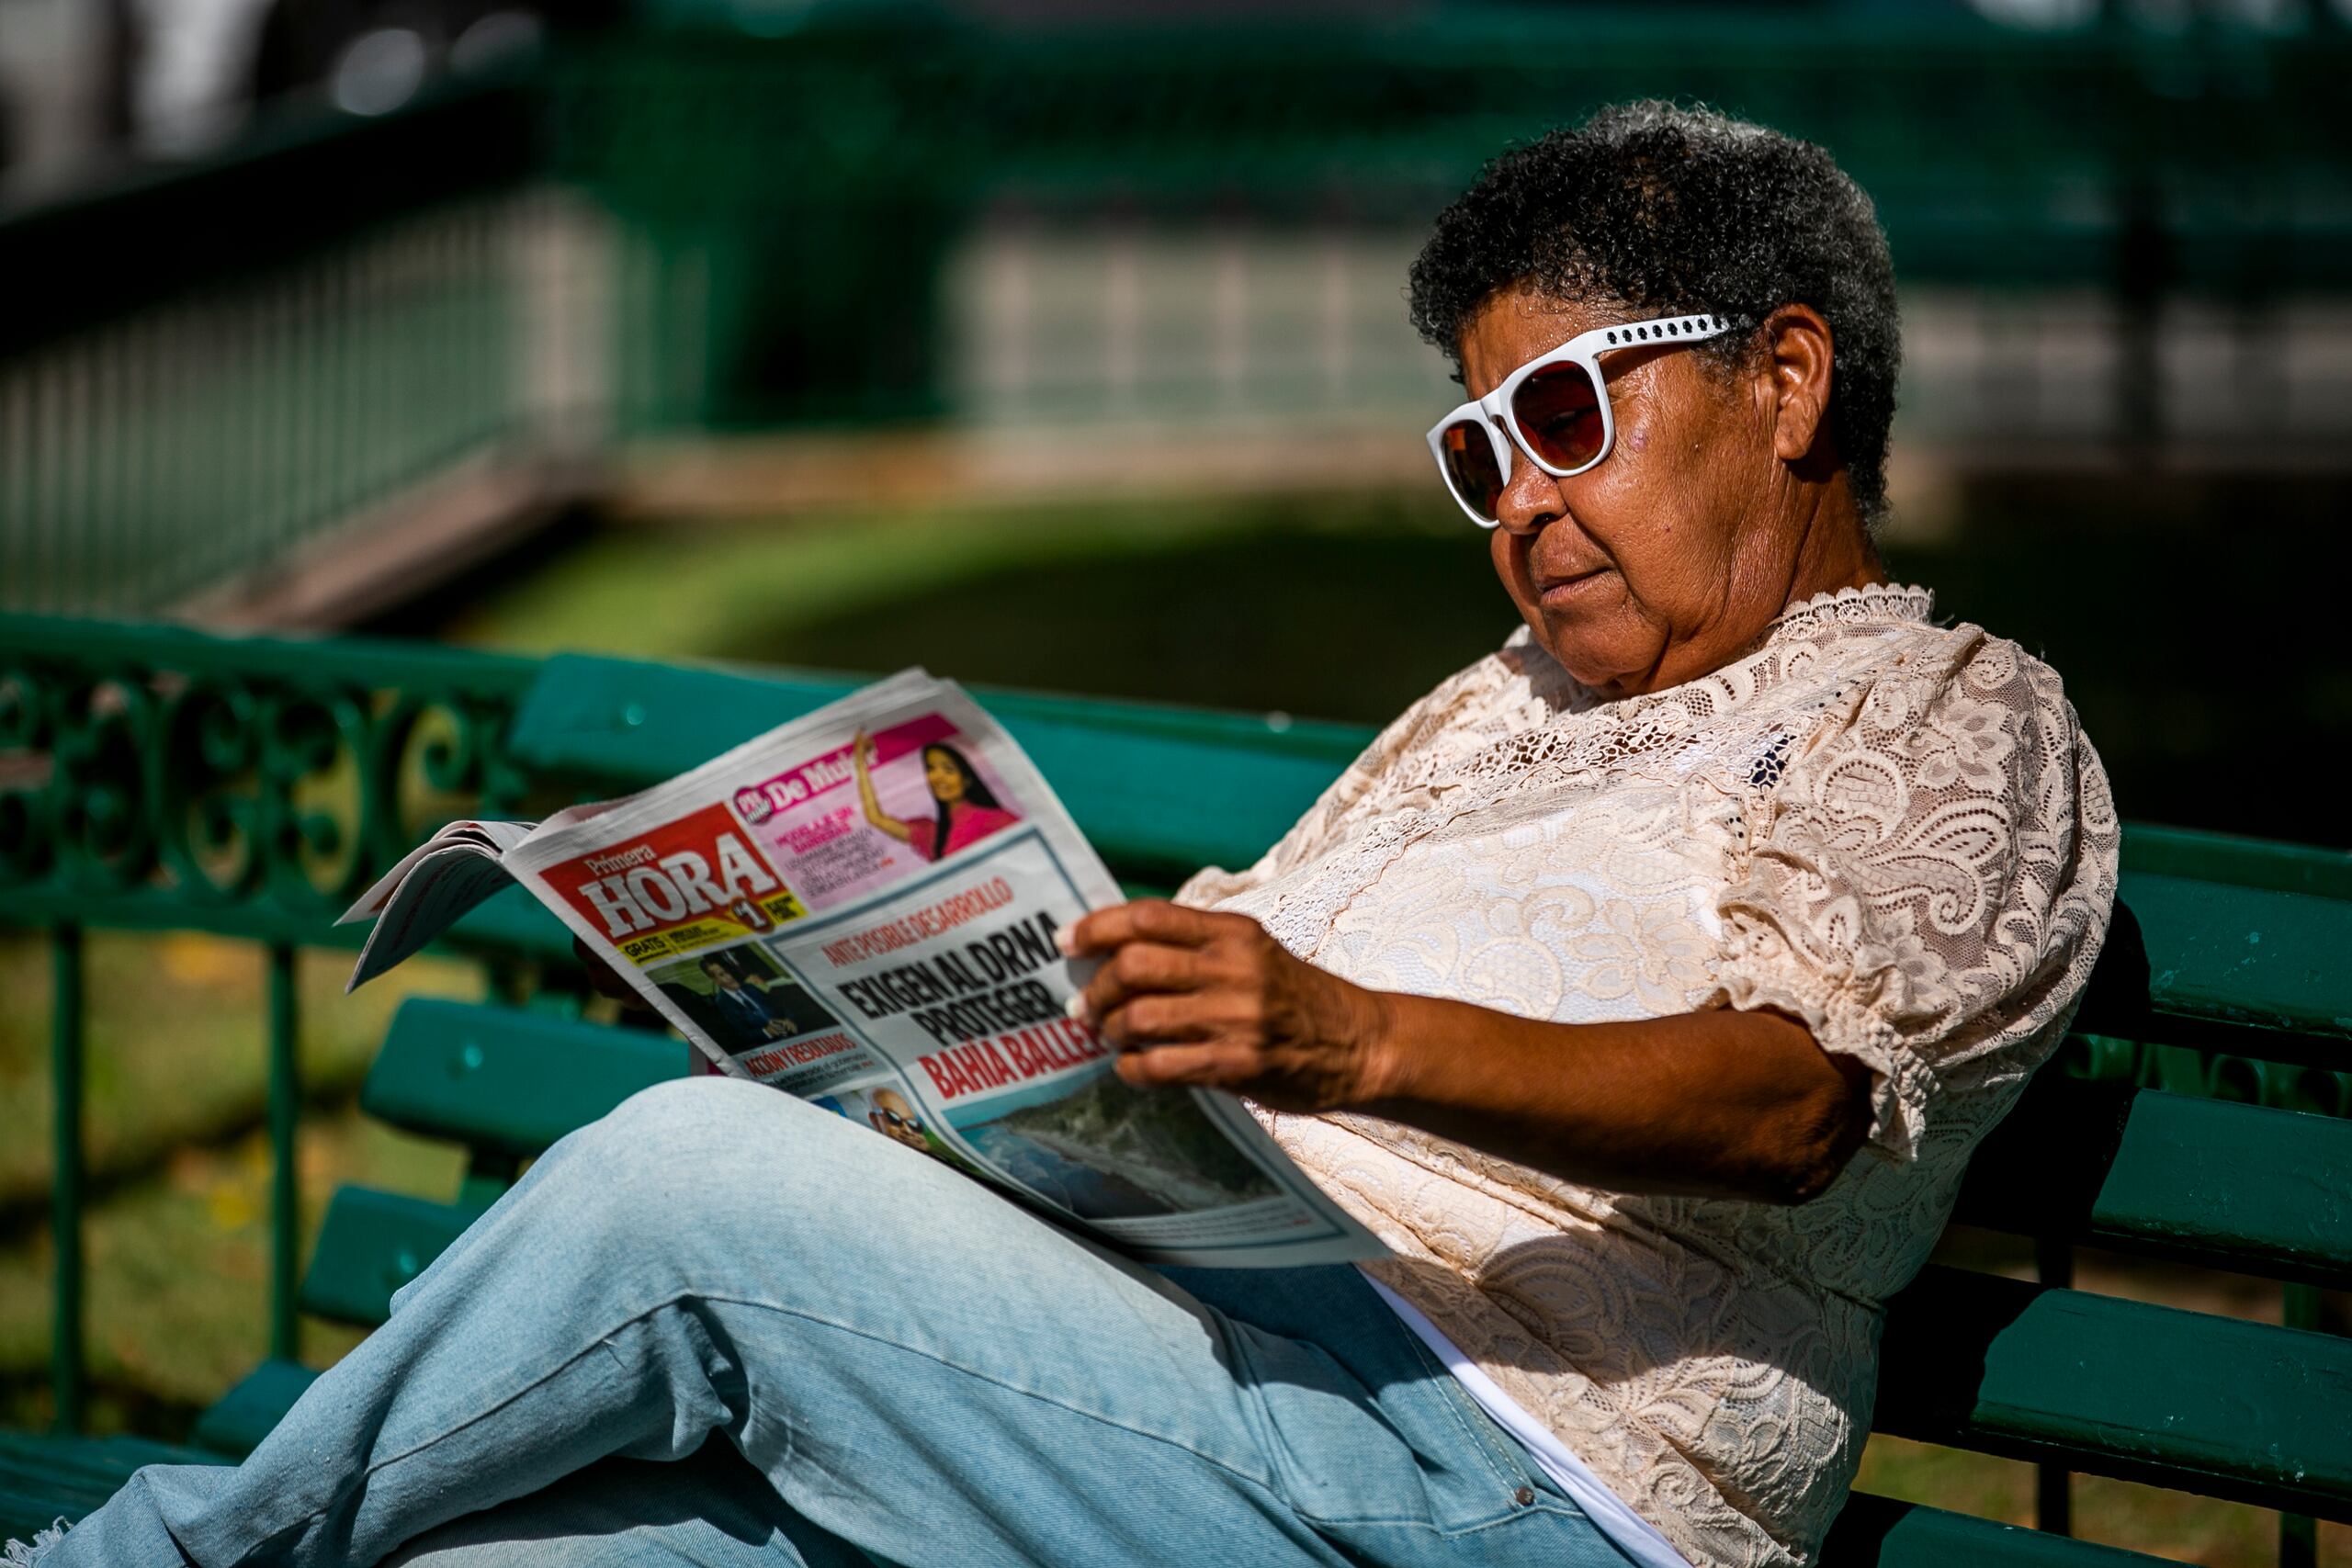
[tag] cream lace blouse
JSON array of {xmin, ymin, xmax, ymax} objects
[{"xmin": 1174, "ymin": 584, "xmax": 2119, "ymax": 1568}]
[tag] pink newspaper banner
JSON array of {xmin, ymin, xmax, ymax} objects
[{"xmin": 730, "ymin": 714, "xmax": 1025, "ymax": 912}]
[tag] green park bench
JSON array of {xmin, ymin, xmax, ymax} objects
[{"xmin": 5, "ymin": 640, "xmax": 2351, "ymax": 1568}]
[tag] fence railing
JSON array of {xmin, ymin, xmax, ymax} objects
[
  {"xmin": 0, "ymin": 78, "xmax": 602, "ymax": 619},
  {"xmin": 553, "ymin": 14, "xmax": 2352, "ymax": 437},
  {"xmin": 0, "ymin": 612, "xmax": 570, "ymax": 1427}
]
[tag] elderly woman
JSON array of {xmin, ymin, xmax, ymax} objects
[{"xmin": 22, "ymin": 102, "xmax": 2115, "ymax": 1568}]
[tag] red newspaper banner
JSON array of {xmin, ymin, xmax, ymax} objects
[{"xmin": 543, "ymin": 802, "xmax": 808, "ymax": 965}]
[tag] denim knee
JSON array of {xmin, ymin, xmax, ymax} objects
[
  {"xmin": 551, "ymin": 1077, "xmax": 894, "ymax": 1249},
  {"xmin": 566, "ymin": 1077, "xmax": 822, "ymax": 1195},
  {"xmin": 595, "ymin": 1076, "xmax": 795, "ymax": 1165},
  {"xmin": 385, "ymin": 1079, "xmax": 819, "ymax": 1316}
]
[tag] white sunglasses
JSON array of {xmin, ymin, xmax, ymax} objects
[{"xmin": 1425, "ymin": 312, "xmax": 1731, "ymax": 528}]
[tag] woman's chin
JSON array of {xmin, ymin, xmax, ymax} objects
[
  {"xmin": 1541, "ymin": 637, "xmax": 1627, "ymax": 693},
  {"xmin": 1533, "ymin": 614, "xmax": 1661, "ymax": 697}
]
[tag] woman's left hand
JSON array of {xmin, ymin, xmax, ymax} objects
[{"xmin": 1060, "ymin": 900, "xmax": 1397, "ymax": 1112}]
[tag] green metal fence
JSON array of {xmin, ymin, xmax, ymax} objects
[
  {"xmin": 549, "ymin": 14, "xmax": 2352, "ymax": 431},
  {"xmin": 0, "ymin": 612, "xmax": 567, "ymax": 1428}
]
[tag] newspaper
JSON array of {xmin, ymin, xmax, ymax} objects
[{"xmin": 341, "ymin": 670, "xmax": 1377, "ymax": 1269}]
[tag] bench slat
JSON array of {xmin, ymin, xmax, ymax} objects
[
  {"xmin": 366, "ymin": 999, "xmax": 682, "ymax": 1156},
  {"xmin": 2101, "ymin": 874, "xmax": 2352, "ymax": 1058},
  {"xmin": 300, "ymin": 1189, "xmax": 480, "ymax": 1327},
  {"xmin": 1876, "ymin": 1265, "xmax": 2352, "ymax": 1519},
  {"xmin": 0, "ymin": 1438, "xmax": 216, "ymax": 1541},
  {"xmin": 1955, "ymin": 1077, "xmax": 2352, "ymax": 1288},
  {"xmin": 1822, "ymin": 1492, "xmax": 2174, "ymax": 1568},
  {"xmin": 0, "ymin": 1434, "xmax": 212, "ymax": 1541},
  {"xmin": 1, "ymin": 1484, "xmax": 111, "ymax": 1544},
  {"xmin": 0, "ymin": 1433, "xmax": 193, "ymax": 1490},
  {"xmin": 192, "ymin": 1359, "xmax": 323, "ymax": 1457},
  {"xmin": 2120, "ymin": 824, "xmax": 2352, "ymax": 902}
]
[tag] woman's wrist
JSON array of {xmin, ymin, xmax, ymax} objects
[{"xmin": 1341, "ymin": 986, "xmax": 1416, "ymax": 1109}]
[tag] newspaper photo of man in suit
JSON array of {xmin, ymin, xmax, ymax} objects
[{"xmin": 703, "ymin": 953, "xmax": 797, "ymax": 1048}]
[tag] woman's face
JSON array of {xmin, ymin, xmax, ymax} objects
[
  {"xmin": 1459, "ymin": 285, "xmax": 1849, "ymax": 698},
  {"xmin": 923, "ymin": 749, "xmax": 967, "ymax": 806}
]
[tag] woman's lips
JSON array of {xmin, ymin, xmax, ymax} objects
[{"xmin": 1536, "ymin": 569, "xmax": 1609, "ymax": 609}]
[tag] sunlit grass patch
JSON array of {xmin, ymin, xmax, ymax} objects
[
  {"xmin": 0, "ymin": 933, "xmax": 478, "ymax": 1212},
  {"xmin": 0, "ymin": 931, "xmax": 481, "ymax": 1435}
]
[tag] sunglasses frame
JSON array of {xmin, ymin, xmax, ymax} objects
[{"xmin": 1425, "ymin": 312, "xmax": 1733, "ymax": 529}]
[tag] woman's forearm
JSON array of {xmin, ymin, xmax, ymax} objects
[
  {"xmin": 1354, "ymin": 995, "xmax": 1872, "ymax": 1202},
  {"xmin": 1066, "ymin": 900, "xmax": 1875, "ymax": 1206},
  {"xmin": 854, "ymin": 751, "xmax": 913, "ymax": 842}
]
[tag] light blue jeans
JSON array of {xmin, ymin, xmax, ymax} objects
[{"xmin": 43, "ymin": 1078, "xmax": 1640, "ymax": 1567}]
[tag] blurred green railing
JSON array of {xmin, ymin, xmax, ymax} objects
[
  {"xmin": 549, "ymin": 13, "xmax": 2352, "ymax": 429},
  {"xmin": 0, "ymin": 81, "xmax": 567, "ymax": 617},
  {"xmin": 7, "ymin": 10, "xmax": 2351, "ymax": 618}
]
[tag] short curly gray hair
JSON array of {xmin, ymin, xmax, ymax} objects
[{"xmin": 1408, "ymin": 101, "xmax": 1902, "ymax": 525}]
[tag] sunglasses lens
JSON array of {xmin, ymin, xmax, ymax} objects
[
  {"xmin": 1511, "ymin": 361, "xmax": 1606, "ymax": 472},
  {"xmin": 1439, "ymin": 420, "xmax": 1506, "ymax": 522}
]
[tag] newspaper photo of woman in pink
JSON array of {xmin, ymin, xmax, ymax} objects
[{"xmin": 852, "ymin": 729, "xmax": 1021, "ymax": 863}]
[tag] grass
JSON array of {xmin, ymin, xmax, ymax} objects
[
  {"xmin": 0, "ymin": 1110, "xmax": 462, "ymax": 1430},
  {"xmin": 0, "ymin": 932, "xmax": 477, "ymax": 1216},
  {"xmin": 425, "ymin": 486, "xmax": 1515, "ymax": 726},
  {"xmin": 0, "ymin": 931, "xmax": 477, "ymax": 1433},
  {"xmin": 421, "ymin": 472, "xmax": 2352, "ymax": 848}
]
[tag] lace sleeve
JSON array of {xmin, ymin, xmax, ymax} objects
[{"xmin": 1709, "ymin": 630, "xmax": 2120, "ymax": 1164}]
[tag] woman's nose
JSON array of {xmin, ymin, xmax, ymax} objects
[{"xmin": 1493, "ymin": 451, "xmax": 1566, "ymax": 536}]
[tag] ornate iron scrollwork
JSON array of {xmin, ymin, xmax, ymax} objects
[{"xmin": 0, "ymin": 617, "xmax": 538, "ymax": 943}]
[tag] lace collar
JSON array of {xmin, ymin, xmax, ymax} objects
[
  {"xmin": 1498, "ymin": 581, "xmax": 1939, "ymax": 731},
  {"xmin": 1767, "ymin": 581, "xmax": 1935, "ymax": 637},
  {"xmin": 1504, "ymin": 582, "xmax": 1936, "ymax": 685}
]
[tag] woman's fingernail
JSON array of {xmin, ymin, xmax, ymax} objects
[
  {"xmin": 1054, "ymin": 926, "xmax": 1079, "ymax": 957},
  {"xmin": 1064, "ymin": 992, "xmax": 1093, "ymax": 1022}
]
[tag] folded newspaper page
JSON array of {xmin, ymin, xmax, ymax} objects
[{"xmin": 342, "ymin": 670, "xmax": 1377, "ymax": 1269}]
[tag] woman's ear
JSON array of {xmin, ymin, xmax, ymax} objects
[{"xmin": 1758, "ymin": 304, "xmax": 1836, "ymax": 465}]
